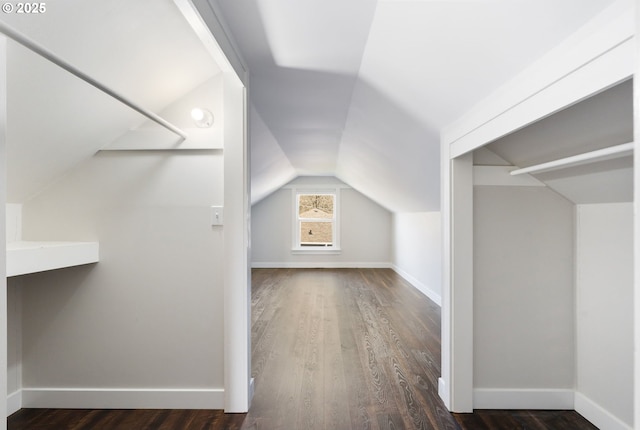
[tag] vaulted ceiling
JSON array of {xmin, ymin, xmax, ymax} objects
[
  {"xmin": 0, "ymin": 0, "xmax": 621, "ymax": 212},
  {"xmin": 2, "ymin": 0, "xmax": 220, "ymax": 202},
  {"xmin": 217, "ymin": 0, "xmax": 618, "ymax": 212}
]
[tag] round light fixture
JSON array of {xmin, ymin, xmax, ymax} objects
[{"xmin": 191, "ymin": 108, "xmax": 214, "ymax": 128}]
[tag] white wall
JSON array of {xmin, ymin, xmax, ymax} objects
[
  {"xmin": 392, "ymin": 212, "xmax": 442, "ymax": 305},
  {"xmin": 575, "ymin": 202, "xmax": 633, "ymax": 429},
  {"xmin": 473, "ymin": 186, "xmax": 575, "ymax": 407},
  {"xmin": 0, "ymin": 36, "xmax": 7, "ymax": 426},
  {"xmin": 17, "ymin": 149, "xmax": 226, "ymax": 408},
  {"xmin": 251, "ymin": 177, "xmax": 392, "ymax": 267}
]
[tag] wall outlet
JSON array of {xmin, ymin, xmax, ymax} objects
[{"xmin": 211, "ymin": 206, "xmax": 224, "ymax": 226}]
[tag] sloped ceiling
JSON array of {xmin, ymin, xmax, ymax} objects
[
  {"xmin": 2, "ymin": 0, "xmax": 220, "ymax": 202},
  {"xmin": 217, "ymin": 0, "xmax": 618, "ymax": 212},
  {"xmin": 485, "ymin": 79, "xmax": 633, "ymax": 204},
  {"xmin": 0, "ymin": 0, "xmax": 623, "ymax": 210}
]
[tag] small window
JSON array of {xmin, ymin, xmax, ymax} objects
[{"xmin": 296, "ymin": 193, "xmax": 337, "ymax": 249}]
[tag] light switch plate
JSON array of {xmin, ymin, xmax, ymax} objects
[{"xmin": 211, "ymin": 206, "xmax": 224, "ymax": 226}]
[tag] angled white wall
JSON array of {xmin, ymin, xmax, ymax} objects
[
  {"xmin": 391, "ymin": 212, "xmax": 442, "ymax": 306},
  {"xmin": 250, "ymin": 105, "xmax": 296, "ymax": 205},
  {"xmin": 104, "ymin": 76, "xmax": 224, "ymax": 151}
]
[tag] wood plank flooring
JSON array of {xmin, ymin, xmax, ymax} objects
[
  {"xmin": 245, "ymin": 268, "xmax": 455, "ymax": 430},
  {"xmin": 453, "ymin": 409, "xmax": 598, "ymax": 429},
  {"xmin": 244, "ymin": 268, "xmax": 598, "ymax": 430},
  {"xmin": 9, "ymin": 268, "xmax": 599, "ymax": 429},
  {"xmin": 8, "ymin": 408, "xmax": 245, "ymax": 429}
]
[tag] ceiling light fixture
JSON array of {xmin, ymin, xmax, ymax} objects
[{"xmin": 191, "ymin": 108, "xmax": 214, "ymax": 128}]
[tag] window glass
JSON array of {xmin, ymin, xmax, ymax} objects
[
  {"xmin": 297, "ymin": 194, "xmax": 335, "ymax": 247},
  {"xmin": 300, "ymin": 221, "xmax": 333, "ymax": 246},
  {"xmin": 299, "ymin": 194, "xmax": 334, "ymax": 218}
]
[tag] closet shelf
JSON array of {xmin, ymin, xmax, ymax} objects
[
  {"xmin": 510, "ymin": 142, "xmax": 634, "ymax": 176},
  {"xmin": 7, "ymin": 241, "xmax": 99, "ymax": 277}
]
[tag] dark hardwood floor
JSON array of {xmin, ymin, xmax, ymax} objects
[
  {"xmin": 453, "ymin": 409, "xmax": 598, "ymax": 429},
  {"xmin": 244, "ymin": 268, "xmax": 454, "ymax": 429},
  {"xmin": 8, "ymin": 408, "xmax": 245, "ymax": 429},
  {"xmin": 9, "ymin": 268, "xmax": 599, "ymax": 429}
]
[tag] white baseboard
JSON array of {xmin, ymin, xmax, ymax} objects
[
  {"xmin": 251, "ymin": 262, "xmax": 392, "ymax": 269},
  {"xmin": 438, "ymin": 378, "xmax": 449, "ymax": 408},
  {"xmin": 575, "ymin": 391, "xmax": 632, "ymax": 430},
  {"xmin": 391, "ymin": 265, "xmax": 442, "ymax": 306},
  {"xmin": 473, "ymin": 388, "xmax": 574, "ymax": 410},
  {"xmin": 249, "ymin": 378, "xmax": 255, "ymax": 405},
  {"xmin": 21, "ymin": 388, "xmax": 225, "ymax": 410},
  {"xmin": 7, "ymin": 390, "xmax": 22, "ymax": 416}
]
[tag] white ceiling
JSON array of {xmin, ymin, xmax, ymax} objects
[
  {"xmin": 0, "ymin": 0, "xmax": 623, "ymax": 210},
  {"xmin": 217, "ymin": 0, "xmax": 618, "ymax": 211},
  {"xmin": 2, "ymin": 0, "xmax": 220, "ymax": 202}
]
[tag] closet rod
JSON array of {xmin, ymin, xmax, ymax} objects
[
  {"xmin": 510, "ymin": 142, "xmax": 634, "ymax": 176},
  {"xmin": 0, "ymin": 22, "xmax": 188, "ymax": 140}
]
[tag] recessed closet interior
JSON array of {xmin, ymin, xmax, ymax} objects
[
  {"xmin": 1, "ymin": 1, "xmax": 246, "ymax": 416},
  {"xmin": 472, "ymin": 78, "xmax": 633, "ymax": 427}
]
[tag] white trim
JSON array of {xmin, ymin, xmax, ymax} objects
[
  {"xmin": 391, "ymin": 264, "xmax": 442, "ymax": 307},
  {"xmin": 439, "ymin": 140, "xmax": 452, "ymax": 410},
  {"xmin": 222, "ymin": 77, "xmax": 251, "ymax": 412},
  {"xmin": 252, "ymin": 262, "xmax": 392, "ymax": 269},
  {"xmin": 183, "ymin": 0, "xmax": 248, "ymax": 85},
  {"xmin": 291, "ymin": 248, "xmax": 342, "ymax": 255},
  {"xmin": 21, "ymin": 388, "xmax": 224, "ymax": 410},
  {"xmin": 473, "ymin": 388, "xmax": 574, "ymax": 410},
  {"xmin": 444, "ymin": 153, "xmax": 474, "ymax": 413},
  {"xmin": 575, "ymin": 392, "xmax": 632, "ymax": 430},
  {"xmin": 249, "ymin": 378, "xmax": 255, "ymax": 402},
  {"xmin": 473, "ymin": 166, "xmax": 545, "ymax": 187},
  {"xmin": 450, "ymin": 39, "xmax": 633, "ymax": 158},
  {"xmin": 443, "ymin": 0, "xmax": 633, "ymax": 153},
  {"xmin": 438, "ymin": 378, "xmax": 447, "ymax": 402},
  {"xmin": 7, "ymin": 390, "xmax": 22, "ymax": 416}
]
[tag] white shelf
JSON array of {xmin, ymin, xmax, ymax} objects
[{"xmin": 7, "ymin": 241, "xmax": 99, "ymax": 277}]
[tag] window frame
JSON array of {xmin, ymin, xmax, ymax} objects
[{"xmin": 292, "ymin": 188, "xmax": 341, "ymax": 254}]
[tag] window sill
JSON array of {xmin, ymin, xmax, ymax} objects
[{"xmin": 292, "ymin": 248, "xmax": 342, "ymax": 255}]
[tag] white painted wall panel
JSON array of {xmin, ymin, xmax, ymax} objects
[
  {"xmin": 473, "ymin": 186, "xmax": 574, "ymax": 391},
  {"xmin": 391, "ymin": 212, "xmax": 442, "ymax": 305},
  {"xmin": 576, "ymin": 203, "xmax": 633, "ymax": 427},
  {"xmin": 6, "ymin": 203, "xmax": 21, "ymax": 241},
  {"xmin": 19, "ymin": 151, "xmax": 225, "ymax": 396},
  {"xmin": 251, "ymin": 189, "xmax": 292, "ymax": 264}
]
